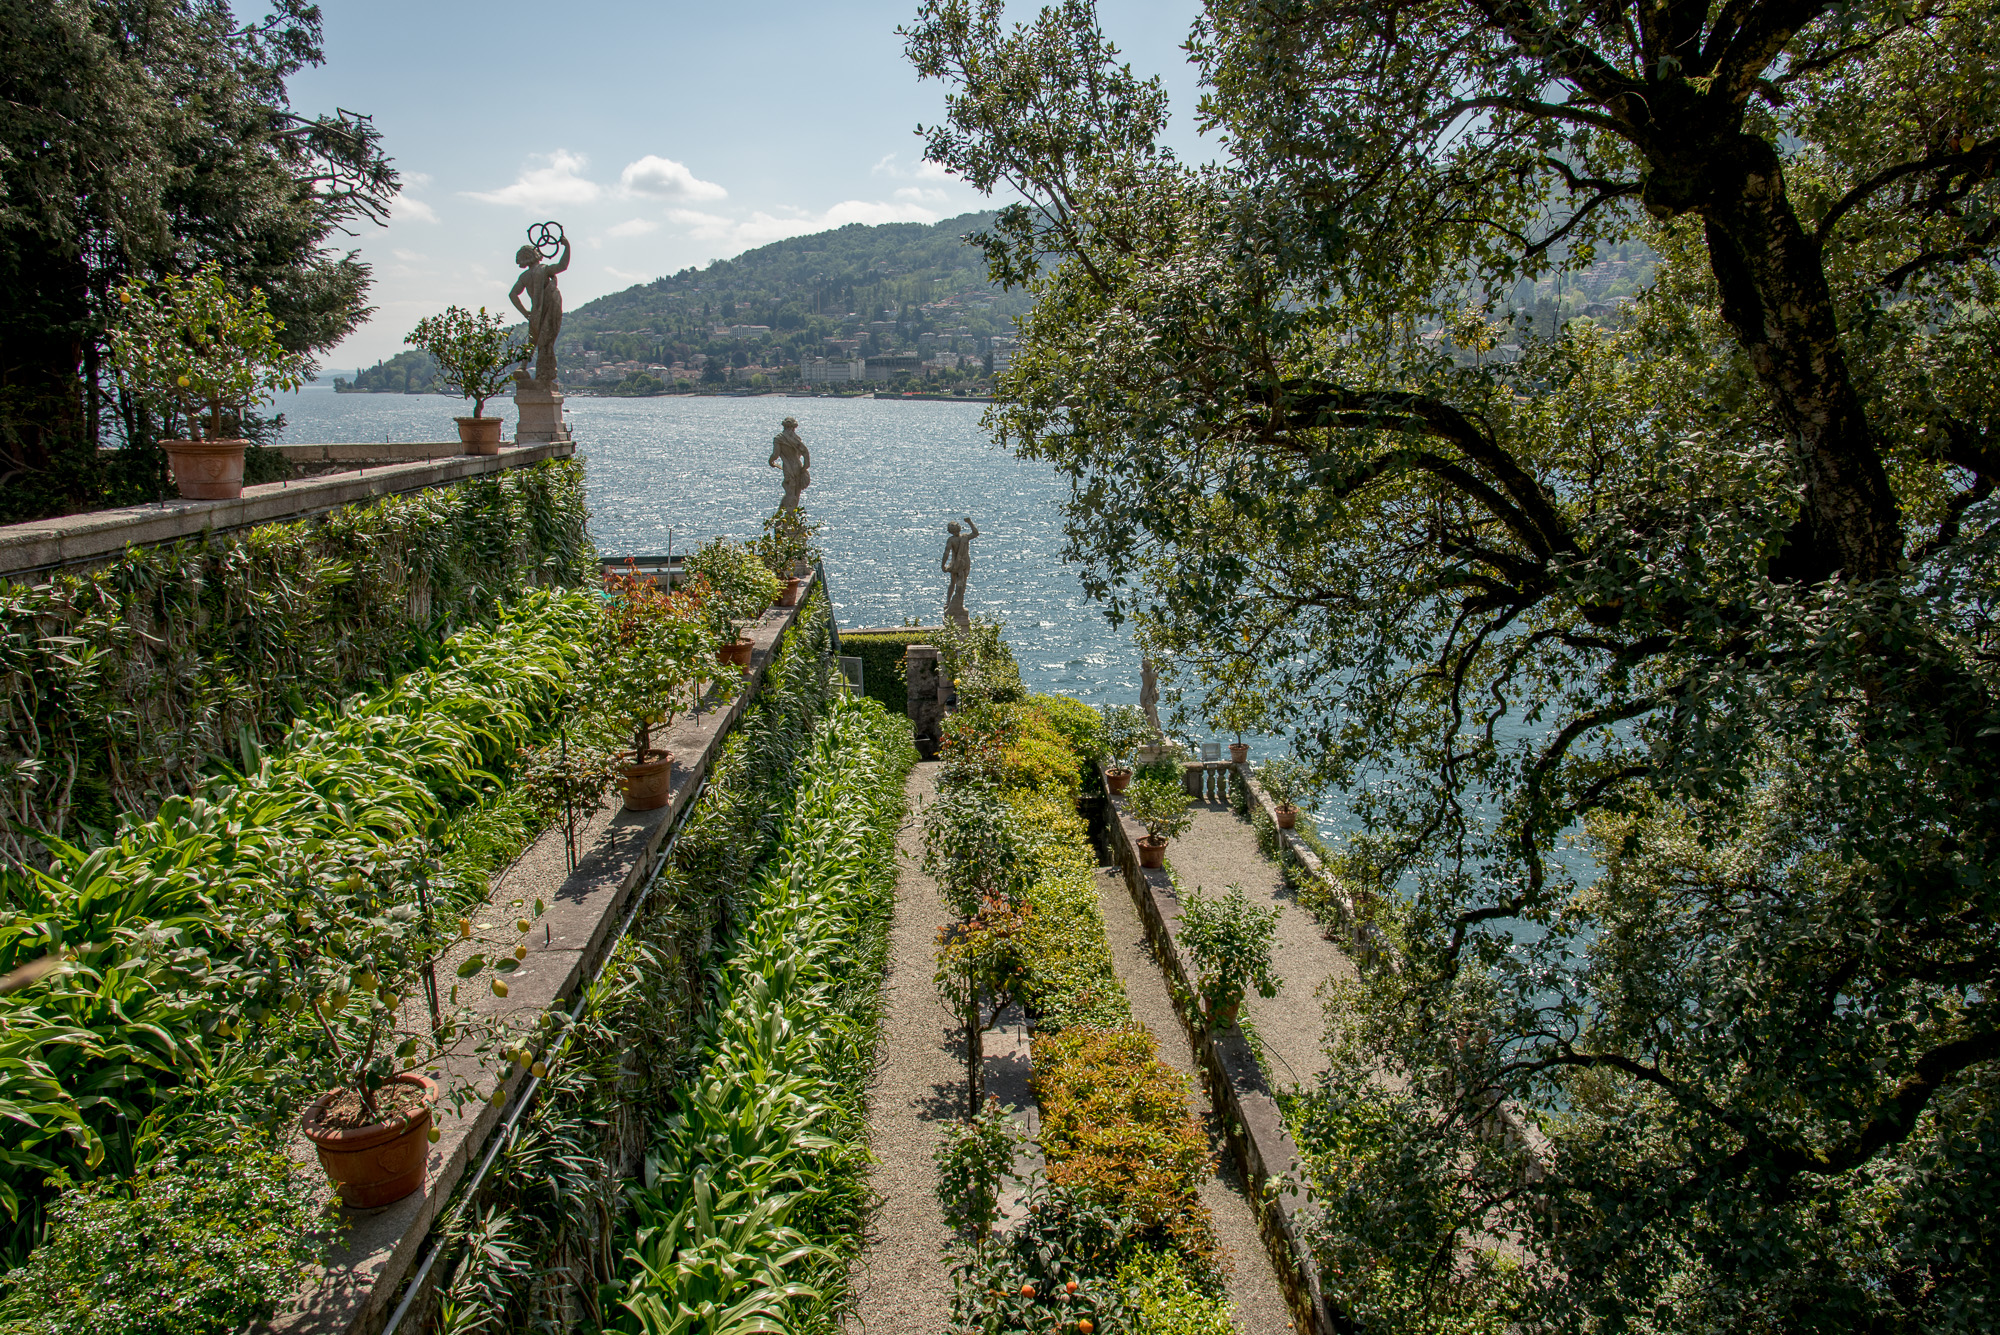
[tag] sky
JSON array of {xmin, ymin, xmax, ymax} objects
[{"xmin": 292, "ymin": 0, "xmax": 1213, "ymax": 371}]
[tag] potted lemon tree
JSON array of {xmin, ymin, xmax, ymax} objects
[
  {"xmin": 109, "ymin": 262, "xmax": 308, "ymax": 499},
  {"xmin": 406, "ymin": 306, "xmax": 527, "ymax": 454},
  {"xmin": 1124, "ymin": 772, "xmax": 1193, "ymax": 870},
  {"xmin": 1098, "ymin": 704, "xmax": 1149, "ymax": 795},
  {"xmin": 685, "ymin": 537, "xmax": 780, "ymax": 670},
  {"xmin": 586, "ymin": 570, "xmax": 711, "ymax": 810},
  {"xmin": 1255, "ymin": 755, "xmax": 1322, "ymax": 830}
]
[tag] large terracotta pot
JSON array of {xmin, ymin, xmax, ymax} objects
[
  {"xmin": 621, "ymin": 754, "xmax": 674, "ymax": 811},
  {"xmin": 1138, "ymin": 836, "xmax": 1167, "ymax": 870},
  {"xmin": 1105, "ymin": 766, "xmax": 1132, "ymax": 795},
  {"xmin": 456, "ymin": 415, "xmax": 503, "ymax": 455},
  {"xmin": 1208, "ymin": 996, "xmax": 1241, "ymax": 1030},
  {"xmin": 777, "ymin": 576, "xmax": 805, "ymax": 608},
  {"xmin": 1228, "ymin": 743, "xmax": 1250, "ymax": 765},
  {"xmin": 1275, "ymin": 805, "xmax": 1298, "ymax": 830},
  {"xmin": 163, "ymin": 438, "xmax": 248, "ymax": 500},
  {"xmin": 300, "ymin": 1073, "xmax": 436, "ymax": 1208},
  {"xmin": 715, "ymin": 639, "xmax": 753, "ymax": 671}
]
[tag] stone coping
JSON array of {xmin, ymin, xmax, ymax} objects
[
  {"xmin": 273, "ymin": 442, "xmax": 471, "ymax": 464},
  {"xmin": 0, "ymin": 441, "xmax": 574, "ymax": 581},
  {"xmin": 266, "ymin": 576, "xmax": 819, "ymax": 1335},
  {"xmin": 1101, "ymin": 769, "xmax": 1345, "ymax": 1335}
]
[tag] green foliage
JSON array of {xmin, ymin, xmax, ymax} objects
[
  {"xmin": 406, "ymin": 306, "xmax": 527, "ymax": 418},
  {"xmin": 923, "ymin": 781, "xmax": 1030, "ymax": 919},
  {"xmin": 1250, "ymin": 756, "xmax": 1317, "ymax": 812},
  {"xmin": 910, "ymin": 0, "xmax": 2000, "ymax": 1321},
  {"xmin": 936, "ymin": 1098, "xmax": 1029, "ymax": 1244},
  {"xmin": 613, "ymin": 697, "xmax": 916, "ymax": 1334},
  {"xmin": 755, "ymin": 507, "xmax": 821, "ymax": 577},
  {"xmin": 0, "ymin": 591, "xmax": 594, "ymax": 1227},
  {"xmin": 1098, "ymin": 705, "xmax": 1150, "ymax": 768},
  {"xmin": 685, "ymin": 537, "xmax": 782, "ymax": 638},
  {"xmin": 945, "ymin": 1178, "xmax": 1133, "ymax": 1335},
  {"xmin": 0, "ymin": 458, "xmax": 591, "ymax": 854},
  {"xmin": 935, "ymin": 617, "xmax": 1024, "ymax": 704},
  {"xmin": 338, "ymin": 350, "xmax": 438, "ymax": 394},
  {"xmin": 109, "ymin": 263, "xmax": 309, "ymax": 442},
  {"xmin": 0, "ymin": 1, "xmax": 395, "ymax": 522},
  {"xmin": 834, "ymin": 630, "xmax": 930, "ymax": 715},
  {"xmin": 1008, "ymin": 791, "xmax": 1130, "ymax": 1032},
  {"xmin": 1034, "ymin": 1025, "xmax": 1218, "ymax": 1276},
  {"xmin": 1176, "ymin": 883, "xmax": 1280, "ymax": 1028},
  {"xmin": 1116, "ymin": 1250, "xmax": 1234, "ymax": 1335},
  {"xmin": 1031, "ymin": 693, "xmax": 1103, "ymax": 763},
  {"xmin": 0, "ymin": 1140, "xmax": 335, "ymax": 1335},
  {"xmin": 1123, "ymin": 775, "xmax": 1190, "ymax": 845},
  {"xmin": 581, "ymin": 573, "xmax": 715, "ymax": 764}
]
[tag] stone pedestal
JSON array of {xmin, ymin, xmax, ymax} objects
[
  {"xmin": 906, "ymin": 645, "xmax": 945, "ymax": 757},
  {"xmin": 513, "ymin": 381, "xmax": 571, "ymax": 444}
]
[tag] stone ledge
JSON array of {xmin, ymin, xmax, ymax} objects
[
  {"xmin": 265, "ymin": 577, "xmax": 821, "ymax": 1335},
  {"xmin": 1101, "ymin": 772, "xmax": 1346, "ymax": 1335},
  {"xmin": 0, "ymin": 441, "xmax": 574, "ymax": 582}
]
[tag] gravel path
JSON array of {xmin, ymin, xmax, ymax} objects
[
  {"xmin": 1094, "ymin": 866, "xmax": 1296, "ymax": 1334},
  {"xmin": 1165, "ymin": 798, "xmax": 1357, "ymax": 1094},
  {"xmin": 847, "ymin": 761, "xmax": 970, "ymax": 1335}
]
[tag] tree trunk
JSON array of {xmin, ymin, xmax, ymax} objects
[
  {"xmin": 965, "ymin": 981, "xmax": 984, "ymax": 1115},
  {"xmin": 1668, "ymin": 132, "xmax": 1904, "ymax": 582}
]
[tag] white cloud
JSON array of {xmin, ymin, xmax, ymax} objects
[
  {"xmin": 465, "ymin": 150, "xmax": 603, "ymax": 210},
  {"xmin": 607, "ymin": 217, "xmax": 661, "ymax": 238},
  {"xmin": 894, "ymin": 185, "xmax": 950, "ymax": 205},
  {"xmin": 667, "ymin": 199, "xmax": 940, "ymax": 249},
  {"xmin": 618, "ymin": 155, "xmax": 727, "ymax": 202},
  {"xmin": 392, "ymin": 248, "xmax": 427, "ymax": 262},
  {"xmin": 603, "ymin": 266, "xmax": 654, "ymax": 284},
  {"xmin": 872, "ymin": 153, "xmax": 956, "ymax": 183},
  {"xmin": 390, "ymin": 173, "xmax": 439, "ymax": 223}
]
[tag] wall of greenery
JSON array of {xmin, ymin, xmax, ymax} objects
[
  {"xmin": 834, "ymin": 629, "xmax": 927, "ymax": 716},
  {"xmin": 0, "ymin": 458, "xmax": 590, "ymax": 858}
]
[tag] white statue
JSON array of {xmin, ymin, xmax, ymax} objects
[
  {"xmin": 1140, "ymin": 657, "xmax": 1162, "ymax": 735},
  {"xmin": 942, "ymin": 516, "xmax": 979, "ymax": 628},
  {"xmin": 509, "ymin": 223, "xmax": 570, "ymax": 387},
  {"xmin": 769, "ymin": 417, "xmax": 811, "ymax": 510}
]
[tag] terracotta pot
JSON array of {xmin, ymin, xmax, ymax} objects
[
  {"xmin": 621, "ymin": 754, "xmax": 674, "ymax": 811},
  {"xmin": 299, "ymin": 1073, "xmax": 436, "ymax": 1209},
  {"xmin": 1275, "ymin": 804, "xmax": 1298, "ymax": 830},
  {"xmin": 715, "ymin": 639, "xmax": 753, "ymax": 670},
  {"xmin": 1208, "ymin": 996, "xmax": 1241, "ymax": 1030},
  {"xmin": 1228, "ymin": 743, "xmax": 1250, "ymax": 765},
  {"xmin": 1105, "ymin": 766, "xmax": 1132, "ymax": 795},
  {"xmin": 1138, "ymin": 836, "xmax": 1168, "ymax": 870},
  {"xmin": 163, "ymin": 438, "xmax": 248, "ymax": 500},
  {"xmin": 777, "ymin": 576, "xmax": 805, "ymax": 607},
  {"xmin": 456, "ymin": 415, "xmax": 503, "ymax": 455}
]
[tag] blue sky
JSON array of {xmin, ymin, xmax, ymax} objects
[{"xmin": 293, "ymin": 0, "xmax": 1211, "ymax": 369}]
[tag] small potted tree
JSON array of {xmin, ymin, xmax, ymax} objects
[
  {"xmin": 109, "ymin": 262, "xmax": 308, "ymax": 499},
  {"xmin": 278, "ymin": 842, "xmax": 545, "ymax": 1207},
  {"xmin": 1099, "ymin": 704, "xmax": 1149, "ymax": 795},
  {"xmin": 1178, "ymin": 883, "xmax": 1281, "ymax": 1031},
  {"xmin": 406, "ymin": 306, "xmax": 527, "ymax": 454},
  {"xmin": 1209, "ymin": 681, "xmax": 1269, "ymax": 766},
  {"xmin": 685, "ymin": 537, "xmax": 780, "ymax": 669},
  {"xmin": 585, "ymin": 571, "xmax": 711, "ymax": 810},
  {"xmin": 756, "ymin": 507, "xmax": 821, "ymax": 605},
  {"xmin": 1256, "ymin": 755, "xmax": 1321, "ymax": 830},
  {"xmin": 1124, "ymin": 772, "xmax": 1193, "ymax": 870}
]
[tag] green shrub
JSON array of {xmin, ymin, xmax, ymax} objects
[
  {"xmin": 1177, "ymin": 883, "xmax": 1281, "ymax": 1029},
  {"xmin": 1009, "ymin": 791, "xmax": 1129, "ymax": 1031},
  {"xmin": 1117, "ymin": 1250, "xmax": 1235, "ymax": 1335},
  {"xmin": 0, "ymin": 1142, "xmax": 333, "ymax": 1335},
  {"xmin": 1126, "ymin": 773, "xmax": 1193, "ymax": 843},
  {"xmin": 1031, "ymin": 693, "xmax": 1103, "ymax": 762},
  {"xmin": 0, "ymin": 457, "xmax": 591, "ymax": 853},
  {"xmin": 837, "ymin": 629, "xmax": 928, "ymax": 715}
]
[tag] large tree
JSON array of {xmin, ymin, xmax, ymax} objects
[
  {"xmin": 908, "ymin": 0, "xmax": 2000, "ymax": 1327},
  {"xmin": 0, "ymin": 0, "xmax": 394, "ymax": 520}
]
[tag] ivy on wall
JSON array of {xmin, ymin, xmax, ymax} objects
[{"xmin": 0, "ymin": 459, "xmax": 590, "ymax": 857}]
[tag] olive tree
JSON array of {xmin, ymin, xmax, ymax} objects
[{"xmin": 906, "ymin": 0, "xmax": 2000, "ymax": 1326}]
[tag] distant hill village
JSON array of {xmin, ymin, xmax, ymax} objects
[{"xmin": 338, "ymin": 211, "xmax": 1031, "ymax": 399}]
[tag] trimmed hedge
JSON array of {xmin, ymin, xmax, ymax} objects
[
  {"xmin": 0, "ymin": 458, "xmax": 591, "ymax": 855},
  {"xmin": 837, "ymin": 629, "xmax": 932, "ymax": 716}
]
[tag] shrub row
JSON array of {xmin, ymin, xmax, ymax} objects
[
  {"xmin": 0, "ymin": 457, "xmax": 591, "ymax": 855},
  {"xmin": 418, "ymin": 590, "xmax": 845, "ymax": 1333},
  {"xmin": 933, "ymin": 694, "xmax": 1229, "ymax": 1332},
  {"xmin": 615, "ymin": 696, "xmax": 915, "ymax": 1334}
]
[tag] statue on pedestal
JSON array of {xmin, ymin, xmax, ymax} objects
[
  {"xmin": 769, "ymin": 417, "xmax": 811, "ymax": 510},
  {"xmin": 1140, "ymin": 657, "xmax": 1162, "ymax": 735},
  {"xmin": 509, "ymin": 221, "xmax": 572, "ymax": 443},
  {"xmin": 941, "ymin": 516, "xmax": 979, "ymax": 628}
]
